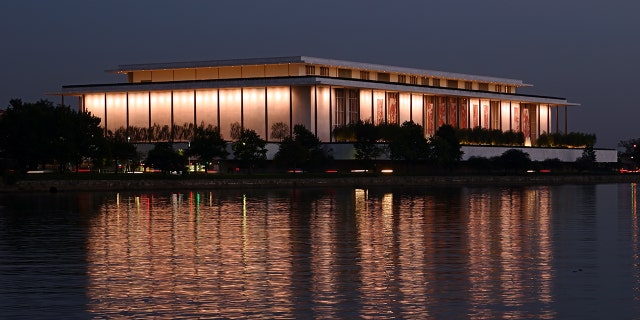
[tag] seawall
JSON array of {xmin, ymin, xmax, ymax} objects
[{"xmin": 3, "ymin": 174, "xmax": 640, "ymax": 193}]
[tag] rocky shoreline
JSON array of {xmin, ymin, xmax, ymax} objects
[{"xmin": 2, "ymin": 174, "xmax": 640, "ymax": 193}]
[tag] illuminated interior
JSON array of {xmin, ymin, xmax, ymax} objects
[{"xmin": 63, "ymin": 56, "xmax": 574, "ymax": 142}]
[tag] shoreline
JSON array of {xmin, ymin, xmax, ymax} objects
[{"xmin": 3, "ymin": 174, "xmax": 640, "ymax": 193}]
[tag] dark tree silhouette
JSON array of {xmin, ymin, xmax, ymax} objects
[
  {"xmin": 353, "ymin": 121, "xmax": 382, "ymax": 167},
  {"xmin": 383, "ymin": 121, "xmax": 429, "ymax": 162},
  {"xmin": 575, "ymin": 145, "xmax": 597, "ymax": 171},
  {"xmin": 496, "ymin": 149, "xmax": 531, "ymax": 173},
  {"xmin": 270, "ymin": 122, "xmax": 289, "ymax": 142},
  {"xmin": 274, "ymin": 124, "xmax": 330, "ymax": 172},
  {"xmin": 430, "ymin": 124, "xmax": 463, "ymax": 170},
  {"xmin": 232, "ymin": 129, "xmax": 267, "ymax": 173},
  {"xmin": 105, "ymin": 131, "xmax": 137, "ymax": 173},
  {"xmin": 619, "ymin": 138, "xmax": 640, "ymax": 169},
  {"xmin": 186, "ymin": 125, "xmax": 228, "ymax": 173},
  {"xmin": 145, "ymin": 142, "xmax": 186, "ymax": 174},
  {"xmin": 0, "ymin": 99, "xmax": 104, "ymax": 173}
]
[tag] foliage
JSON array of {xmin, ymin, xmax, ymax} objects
[
  {"xmin": 274, "ymin": 136, "xmax": 308, "ymax": 169},
  {"xmin": 145, "ymin": 142, "xmax": 186, "ymax": 174},
  {"xmin": 464, "ymin": 154, "xmax": 606, "ymax": 173},
  {"xmin": 495, "ymin": 149, "xmax": 532, "ymax": 173},
  {"xmin": 0, "ymin": 99, "xmax": 105, "ymax": 173},
  {"xmin": 296, "ymin": 124, "xmax": 332, "ymax": 170},
  {"xmin": 150, "ymin": 124, "xmax": 172, "ymax": 141},
  {"xmin": 125, "ymin": 125, "xmax": 149, "ymax": 142},
  {"xmin": 535, "ymin": 132, "xmax": 596, "ymax": 148},
  {"xmin": 293, "ymin": 124, "xmax": 322, "ymax": 151},
  {"xmin": 333, "ymin": 125, "xmax": 356, "ymax": 142},
  {"xmin": 274, "ymin": 125, "xmax": 330, "ymax": 171},
  {"xmin": 52, "ymin": 105, "xmax": 105, "ymax": 172},
  {"xmin": 457, "ymin": 127, "xmax": 596, "ymax": 148},
  {"xmin": 541, "ymin": 158, "xmax": 563, "ymax": 169},
  {"xmin": 172, "ymin": 122, "xmax": 195, "ymax": 141},
  {"xmin": 430, "ymin": 124, "xmax": 463, "ymax": 169},
  {"xmin": 619, "ymin": 138, "xmax": 640, "ymax": 169},
  {"xmin": 384, "ymin": 121, "xmax": 430, "ymax": 162},
  {"xmin": 335, "ymin": 122, "xmax": 468, "ymax": 170},
  {"xmin": 456, "ymin": 127, "xmax": 524, "ymax": 146},
  {"xmin": 578, "ymin": 146, "xmax": 597, "ymax": 163},
  {"xmin": 186, "ymin": 125, "xmax": 228, "ymax": 173},
  {"xmin": 353, "ymin": 121, "xmax": 383, "ymax": 166},
  {"xmin": 333, "ymin": 121, "xmax": 429, "ymax": 162},
  {"xmin": 230, "ymin": 122, "xmax": 242, "ymax": 140},
  {"xmin": 0, "ymin": 99, "xmax": 55, "ymax": 171},
  {"xmin": 104, "ymin": 131, "xmax": 137, "ymax": 173},
  {"xmin": 232, "ymin": 129, "xmax": 267, "ymax": 173},
  {"xmin": 270, "ymin": 122, "xmax": 289, "ymax": 142},
  {"xmin": 575, "ymin": 146, "xmax": 597, "ymax": 171},
  {"xmin": 466, "ymin": 156, "xmax": 495, "ymax": 172}
]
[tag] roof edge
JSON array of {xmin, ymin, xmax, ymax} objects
[{"xmin": 107, "ymin": 55, "xmax": 526, "ymax": 86}]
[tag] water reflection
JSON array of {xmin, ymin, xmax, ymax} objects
[
  {"xmin": 467, "ymin": 188, "xmax": 554, "ymax": 319},
  {"xmin": 83, "ymin": 187, "xmax": 562, "ymax": 318},
  {"xmin": 622, "ymin": 183, "xmax": 640, "ymax": 304},
  {"xmin": 3, "ymin": 185, "xmax": 636, "ymax": 318}
]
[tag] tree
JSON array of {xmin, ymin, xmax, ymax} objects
[
  {"xmin": 274, "ymin": 124, "xmax": 330, "ymax": 171},
  {"xmin": 145, "ymin": 142, "xmax": 186, "ymax": 174},
  {"xmin": 270, "ymin": 122, "xmax": 289, "ymax": 142},
  {"xmin": 273, "ymin": 136, "xmax": 308, "ymax": 170},
  {"xmin": 105, "ymin": 131, "xmax": 137, "ymax": 173},
  {"xmin": 381, "ymin": 121, "xmax": 429, "ymax": 162},
  {"xmin": 51, "ymin": 105, "xmax": 105, "ymax": 172},
  {"xmin": 0, "ymin": 99, "xmax": 105, "ymax": 173},
  {"xmin": 332, "ymin": 124, "xmax": 356, "ymax": 142},
  {"xmin": 0, "ymin": 99, "xmax": 56, "ymax": 172},
  {"xmin": 575, "ymin": 145, "xmax": 597, "ymax": 171},
  {"xmin": 466, "ymin": 156, "xmax": 494, "ymax": 173},
  {"xmin": 430, "ymin": 124, "xmax": 463, "ymax": 170},
  {"xmin": 186, "ymin": 125, "xmax": 228, "ymax": 173},
  {"xmin": 619, "ymin": 138, "xmax": 640, "ymax": 169},
  {"xmin": 232, "ymin": 129, "xmax": 267, "ymax": 173},
  {"xmin": 353, "ymin": 121, "xmax": 382, "ymax": 167},
  {"xmin": 229, "ymin": 122, "xmax": 242, "ymax": 140},
  {"xmin": 496, "ymin": 149, "xmax": 531, "ymax": 173}
]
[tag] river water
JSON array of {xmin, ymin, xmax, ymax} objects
[{"xmin": 1, "ymin": 183, "xmax": 639, "ymax": 319}]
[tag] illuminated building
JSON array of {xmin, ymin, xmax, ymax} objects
[
  {"xmin": 59, "ymin": 56, "xmax": 619, "ymax": 162},
  {"xmin": 59, "ymin": 56, "xmax": 572, "ymax": 144}
]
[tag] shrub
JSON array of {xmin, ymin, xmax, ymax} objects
[
  {"xmin": 536, "ymin": 132, "xmax": 596, "ymax": 148},
  {"xmin": 456, "ymin": 127, "xmax": 523, "ymax": 146},
  {"xmin": 496, "ymin": 149, "xmax": 532, "ymax": 173}
]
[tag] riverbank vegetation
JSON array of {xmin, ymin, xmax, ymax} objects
[{"xmin": 0, "ymin": 99, "xmax": 615, "ymax": 186}]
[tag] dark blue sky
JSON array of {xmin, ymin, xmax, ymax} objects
[{"xmin": 1, "ymin": 0, "xmax": 638, "ymax": 148}]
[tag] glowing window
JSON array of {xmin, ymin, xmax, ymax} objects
[
  {"xmin": 338, "ymin": 68, "xmax": 352, "ymax": 78},
  {"xmin": 305, "ymin": 65, "xmax": 315, "ymax": 75},
  {"xmin": 377, "ymin": 72, "xmax": 390, "ymax": 82},
  {"xmin": 465, "ymin": 81, "xmax": 473, "ymax": 90}
]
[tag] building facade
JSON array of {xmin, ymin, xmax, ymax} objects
[{"xmin": 59, "ymin": 56, "xmax": 575, "ymax": 144}]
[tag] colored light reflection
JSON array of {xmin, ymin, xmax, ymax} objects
[{"xmin": 85, "ymin": 187, "xmax": 557, "ymax": 318}]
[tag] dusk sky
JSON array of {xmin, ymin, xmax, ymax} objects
[{"xmin": 1, "ymin": 0, "xmax": 638, "ymax": 148}]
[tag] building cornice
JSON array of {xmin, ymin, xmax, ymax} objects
[
  {"xmin": 58, "ymin": 76, "xmax": 574, "ymax": 106},
  {"xmin": 108, "ymin": 56, "xmax": 529, "ymax": 87}
]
